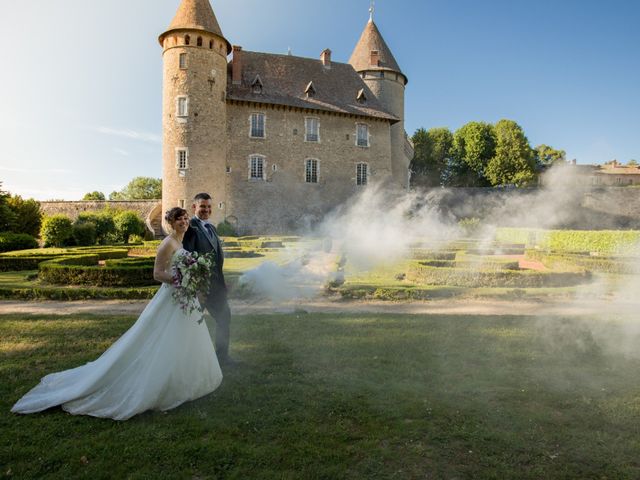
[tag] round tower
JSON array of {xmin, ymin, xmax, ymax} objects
[
  {"xmin": 349, "ymin": 14, "xmax": 409, "ymax": 189},
  {"xmin": 159, "ymin": 0, "xmax": 231, "ymax": 228}
]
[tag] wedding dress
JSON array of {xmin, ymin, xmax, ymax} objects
[{"xmin": 11, "ymin": 249, "xmax": 222, "ymax": 420}]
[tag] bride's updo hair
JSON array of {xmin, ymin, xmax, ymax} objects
[{"xmin": 165, "ymin": 207, "xmax": 188, "ymax": 225}]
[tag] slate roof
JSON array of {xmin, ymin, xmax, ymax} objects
[
  {"xmin": 349, "ymin": 20, "xmax": 406, "ymax": 84},
  {"xmin": 159, "ymin": 0, "xmax": 230, "ymax": 52},
  {"xmin": 226, "ymin": 50, "xmax": 399, "ymax": 123}
]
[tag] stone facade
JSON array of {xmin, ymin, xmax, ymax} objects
[
  {"xmin": 224, "ymin": 104, "xmax": 392, "ymax": 232},
  {"xmin": 159, "ymin": 0, "xmax": 411, "ymax": 234}
]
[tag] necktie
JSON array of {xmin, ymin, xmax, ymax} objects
[{"xmin": 204, "ymin": 223, "xmax": 214, "ymax": 240}]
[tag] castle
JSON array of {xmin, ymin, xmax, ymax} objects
[{"xmin": 159, "ymin": 0, "xmax": 412, "ymax": 234}]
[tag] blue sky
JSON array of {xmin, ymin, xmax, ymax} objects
[{"xmin": 1, "ymin": 0, "xmax": 638, "ymax": 200}]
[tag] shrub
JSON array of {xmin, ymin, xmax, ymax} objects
[
  {"xmin": 0, "ymin": 255, "xmax": 57, "ymax": 272},
  {"xmin": 458, "ymin": 217, "xmax": 481, "ymax": 236},
  {"xmin": 216, "ymin": 220, "xmax": 238, "ymax": 237},
  {"xmin": 0, "ymin": 232, "xmax": 39, "ymax": 253},
  {"xmin": 114, "ymin": 210, "xmax": 145, "ymax": 244},
  {"xmin": 407, "ymin": 262, "xmax": 591, "ymax": 288},
  {"xmin": 41, "ymin": 215, "xmax": 73, "ymax": 247},
  {"xmin": 76, "ymin": 212, "xmax": 116, "ymax": 244},
  {"xmin": 38, "ymin": 255, "xmax": 155, "ymax": 287},
  {"xmin": 72, "ymin": 222, "xmax": 97, "ymax": 246}
]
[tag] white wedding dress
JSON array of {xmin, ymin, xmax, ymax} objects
[{"xmin": 11, "ymin": 249, "xmax": 222, "ymax": 421}]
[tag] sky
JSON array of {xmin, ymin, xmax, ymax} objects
[{"xmin": 0, "ymin": 0, "xmax": 638, "ymax": 201}]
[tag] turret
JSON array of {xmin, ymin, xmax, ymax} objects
[
  {"xmin": 349, "ymin": 13, "xmax": 409, "ymax": 189},
  {"xmin": 159, "ymin": 0, "xmax": 231, "ymax": 229}
]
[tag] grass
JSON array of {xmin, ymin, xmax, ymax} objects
[{"xmin": 2, "ymin": 312, "xmax": 640, "ymax": 478}]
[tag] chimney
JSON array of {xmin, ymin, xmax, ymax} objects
[
  {"xmin": 369, "ymin": 50, "xmax": 380, "ymax": 67},
  {"xmin": 232, "ymin": 45, "xmax": 243, "ymax": 85},
  {"xmin": 320, "ymin": 48, "xmax": 331, "ymax": 67}
]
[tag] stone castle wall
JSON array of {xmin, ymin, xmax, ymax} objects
[
  {"xmin": 226, "ymin": 103, "xmax": 393, "ymax": 234},
  {"xmin": 40, "ymin": 200, "xmax": 160, "ymax": 222}
]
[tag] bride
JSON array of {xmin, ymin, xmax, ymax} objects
[{"xmin": 11, "ymin": 207, "xmax": 223, "ymax": 420}]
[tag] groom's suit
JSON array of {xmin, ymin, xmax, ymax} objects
[{"xmin": 183, "ymin": 217, "xmax": 231, "ymax": 360}]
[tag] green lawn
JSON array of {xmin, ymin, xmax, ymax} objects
[{"xmin": 2, "ymin": 312, "xmax": 640, "ymax": 479}]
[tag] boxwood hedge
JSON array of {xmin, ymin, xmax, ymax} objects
[
  {"xmin": 407, "ymin": 262, "xmax": 591, "ymax": 288},
  {"xmin": 38, "ymin": 255, "xmax": 155, "ymax": 287}
]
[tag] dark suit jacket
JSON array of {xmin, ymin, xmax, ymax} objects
[{"xmin": 182, "ymin": 217, "xmax": 226, "ymax": 291}]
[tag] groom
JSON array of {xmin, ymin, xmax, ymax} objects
[{"xmin": 183, "ymin": 192, "xmax": 234, "ymax": 365}]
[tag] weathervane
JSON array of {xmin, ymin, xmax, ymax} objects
[{"xmin": 369, "ymin": 0, "xmax": 375, "ymax": 21}]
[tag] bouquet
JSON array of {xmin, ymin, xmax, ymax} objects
[{"xmin": 171, "ymin": 250, "xmax": 217, "ymax": 323}]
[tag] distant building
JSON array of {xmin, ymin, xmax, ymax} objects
[
  {"xmin": 159, "ymin": 0, "xmax": 413, "ymax": 234},
  {"xmin": 591, "ymin": 160, "xmax": 640, "ymax": 186}
]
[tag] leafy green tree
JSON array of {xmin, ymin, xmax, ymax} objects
[
  {"xmin": 485, "ymin": 119, "xmax": 536, "ymax": 187},
  {"xmin": 448, "ymin": 122, "xmax": 495, "ymax": 186},
  {"xmin": 41, "ymin": 215, "xmax": 73, "ymax": 247},
  {"xmin": 110, "ymin": 177, "xmax": 162, "ymax": 200},
  {"xmin": 76, "ymin": 212, "xmax": 116, "ymax": 245},
  {"xmin": 534, "ymin": 144, "xmax": 566, "ymax": 167},
  {"xmin": 6, "ymin": 195, "xmax": 43, "ymax": 237},
  {"xmin": 114, "ymin": 210, "xmax": 145, "ymax": 243},
  {"xmin": 410, "ymin": 127, "xmax": 453, "ymax": 187},
  {"xmin": 72, "ymin": 222, "xmax": 97, "ymax": 246},
  {"xmin": 82, "ymin": 191, "xmax": 106, "ymax": 201},
  {"xmin": 0, "ymin": 182, "xmax": 15, "ymax": 232},
  {"xmin": 628, "ymin": 159, "xmax": 638, "ymax": 166}
]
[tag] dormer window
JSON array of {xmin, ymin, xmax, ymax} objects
[
  {"xmin": 356, "ymin": 89, "xmax": 367, "ymax": 104},
  {"xmin": 305, "ymin": 81, "xmax": 316, "ymax": 98},
  {"xmin": 251, "ymin": 75, "xmax": 263, "ymax": 94}
]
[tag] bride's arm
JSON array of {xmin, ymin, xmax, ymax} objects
[{"xmin": 153, "ymin": 241, "xmax": 175, "ymax": 284}]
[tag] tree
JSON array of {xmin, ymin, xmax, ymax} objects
[
  {"xmin": 110, "ymin": 177, "xmax": 162, "ymax": 200},
  {"xmin": 6, "ymin": 195, "xmax": 43, "ymax": 237},
  {"xmin": 0, "ymin": 182, "xmax": 15, "ymax": 232},
  {"xmin": 114, "ymin": 211, "xmax": 145, "ymax": 243},
  {"xmin": 410, "ymin": 127, "xmax": 453, "ymax": 187},
  {"xmin": 485, "ymin": 119, "xmax": 536, "ymax": 187},
  {"xmin": 41, "ymin": 215, "xmax": 73, "ymax": 247},
  {"xmin": 76, "ymin": 212, "xmax": 116, "ymax": 245},
  {"xmin": 534, "ymin": 144, "xmax": 566, "ymax": 167},
  {"xmin": 82, "ymin": 191, "xmax": 106, "ymax": 201},
  {"xmin": 628, "ymin": 159, "xmax": 638, "ymax": 166},
  {"xmin": 447, "ymin": 122, "xmax": 495, "ymax": 186}
]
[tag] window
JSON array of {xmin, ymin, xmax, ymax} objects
[
  {"xmin": 185, "ymin": 35, "xmax": 190, "ymax": 45},
  {"xmin": 176, "ymin": 148, "xmax": 188, "ymax": 169},
  {"xmin": 197, "ymin": 36, "xmax": 203, "ymax": 47},
  {"xmin": 356, "ymin": 123, "xmax": 369, "ymax": 147},
  {"xmin": 305, "ymin": 118, "xmax": 319, "ymax": 142},
  {"xmin": 249, "ymin": 155, "xmax": 265, "ymax": 180},
  {"xmin": 177, "ymin": 96, "xmax": 188, "ymax": 117},
  {"xmin": 179, "ymin": 53, "xmax": 187, "ymax": 69},
  {"xmin": 356, "ymin": 163, "xmax": 368, "ymax": 186},
  {"xmin": 250, "ymin": 113, "xmax": 265, "ymax": 138},
  {"xmin": 305, "ymin": 159, "xmax": 319, "ymax": 184},
  {"xmin": 179, "ymin": 199, "xmax": 185, "ymax": 208}
]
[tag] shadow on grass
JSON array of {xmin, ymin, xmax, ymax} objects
[{"xmin": 2, "ymin": 312, "xmax": 640, "ymax": 479}]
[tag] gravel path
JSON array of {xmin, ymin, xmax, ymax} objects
[{"xmin": 0, "ymin": 296, "xmax": 627, "ymax": 317}]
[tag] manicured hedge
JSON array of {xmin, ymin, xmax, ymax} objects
[
  {"xmin": 0, "ymin": 255, "xmax": 58, "ymax": 272},
  {"xmin": 496, "ymin": 228, "xmax": 640, "ymax": 255},
  {"xmin": 418, "ymin": 259, "xmax": 520, "ymax": 270},
  {"xmin": 0, "ymin": 233, "xmax": 39, "ymax": 253},
  {"xmin": 525, "ymin": 250, "xmax": 638, "ymax": 275},
  {"xmin": 38, "ymin": 255, "xmax": 155, "ymax": 287},
  {"xmin": 411, "ymin": 250, "xmax": 457, "ymax": 261},
  {"xmin": 407, "ymin": 262, "xmax": 591, "ymax": 288},
  {"xmin": 0, "ymin": 286, "xmax": 157, "ymax": 301}
]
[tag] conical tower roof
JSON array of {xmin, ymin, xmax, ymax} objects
[
  {"xmin": 348, "ymin": 19, "xmax": 405, "ymax": 83},
  {"xmin": 159, "ymin": 0, "xmax": 230, "ymax": 53}
]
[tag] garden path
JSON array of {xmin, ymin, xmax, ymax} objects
[{"xmin": 0, "ymin": 296, "xmax": 625, "ymax": 317}]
